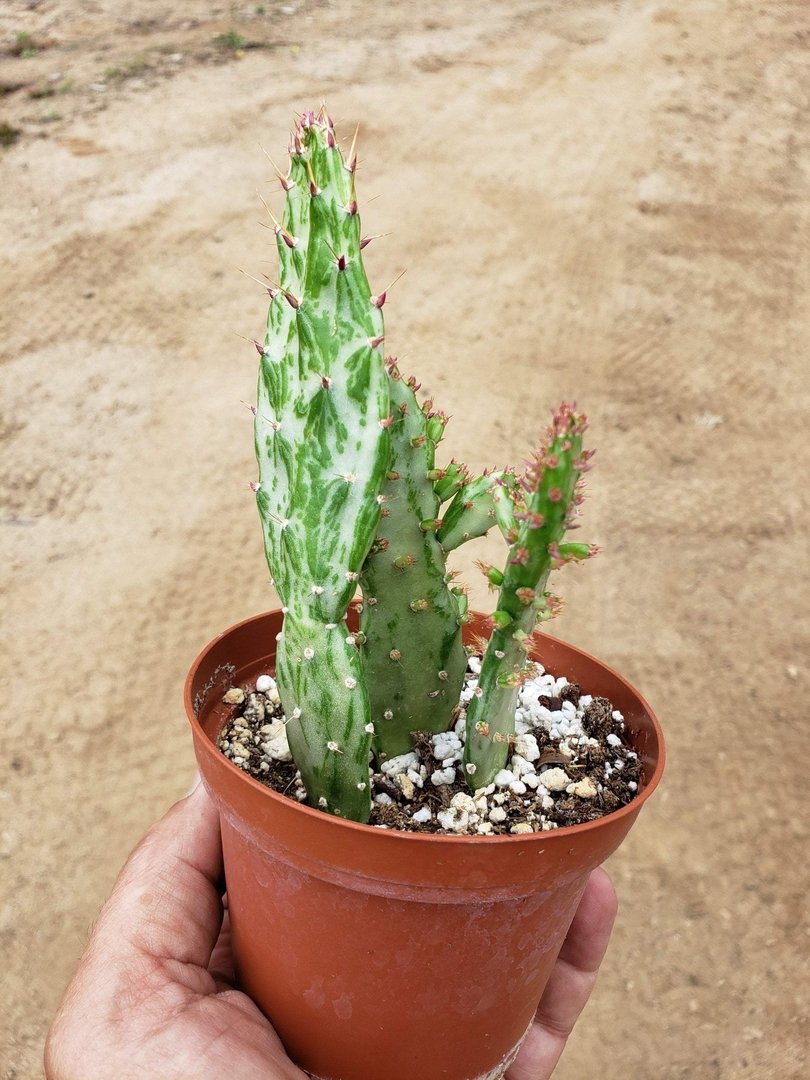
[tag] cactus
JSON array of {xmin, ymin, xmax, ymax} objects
[
  {"xmin": 253, "ymin": 108, "xmax": 390, "ymax": 821},
  {"xmin": 463, "ymin": 404, "xmax": 596, "ymax": 788},
  {"xmin": 359, "ymin": 361, "xmax": 520, "ymax": 761},
  {"xmin": 251, "ymin": 109, "xmax": 596, "ymax": 822},
  {"xmin": 358, "ymin": 362, "xmax": 468, "ymax": 760}
]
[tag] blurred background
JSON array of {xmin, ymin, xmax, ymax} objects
[{"xmin": 1, "ymin": 1, "xmax": 808, "ymax": 1077}]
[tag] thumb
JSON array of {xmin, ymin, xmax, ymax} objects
[{"xmin": 92, "ymin": 780, "xmax": 224, "ymax": 970}]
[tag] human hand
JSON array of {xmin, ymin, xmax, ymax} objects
[
  {"xmin": 507, "ymin": 866, "xmax": 618, "ymax": 1079},
  {"xmin": 45, "ymin": 778, "xmax": 306, "ymax": 1079},
  {"xmin": 46, "ymin": 781, "xmax": 617, "ymax": 1080}
]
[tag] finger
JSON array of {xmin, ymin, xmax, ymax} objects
[
  {"xmin": 208, "ymin": 902, "xmax": 235, "ymax": 989},
  {"xmin": 506, "ymin": 868, "xmax": 618, "ymax": 1080},
  {"xmin": 92, "ymin": 780, "xmax": 225, "ymax": 971}
]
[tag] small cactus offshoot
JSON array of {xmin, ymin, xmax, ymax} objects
[
  {"xmin": 252, "ymin": 109, "xmax": 596, "ymax": 822},
  {"xmin": 463, "ymin": 404, "xmax": 596, "ymax": 788}
]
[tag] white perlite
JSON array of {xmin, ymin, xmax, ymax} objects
[
  {"xmin": 223, "ymin": 657, "xmax": 638, "ymax": 836},
  {"xmin": 539, "ymin": 767, "xmax": 570, "ymax": 792}
]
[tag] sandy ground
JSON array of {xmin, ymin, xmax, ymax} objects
[{"xmin": 1, "ymin": 1, "xmax": 809, "ymax": 1077}]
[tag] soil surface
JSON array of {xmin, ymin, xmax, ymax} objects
[{"xmin": 1, "ymin": 1, "xmax": 808, "ymax": 1078}]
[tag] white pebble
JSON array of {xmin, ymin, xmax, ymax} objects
[
  {"xmin": 513, "ymin": 732, "xmax": 540, "ymax": 762},
  {"xmin": 437, "ymin": 807, "xmax": 469, "ymax": 833},
  {"xmin": 374, "ymin": 793, "xmax": 393, "ymax": 806},
  {"xmin": 381, "ymin": 752, "xmax": 418, "ymax": 776},
  {"xmin": 540, "ymin": 767, "xmax": 570, "ymax": 792},
  {"xmin": 256, "ymin": 675, "xmax": 276, "ymax": 693},
  {"xmin": 489, "ymin": 806, "xmax": 507, "ymax": 823},
  {"xmin": 494, "ymin": 769, "xmax": 515, "ymax": 788},
  {"xmin": 451, "ymin": 792, "xmax": 478, "ymax": 816},
  {"xmin": 223, "ymin": 688, "xmax": 246, "ymax": 705},
  {"xmin": 476, "ymin": 822, "xmax": 494, "ymax": 835},
  {"xmin": 567, "ymin": 777, "xmax": 598, "ymax": 798},
  {"xmin": 509, "ymin": 780, "xmax": 527, "ymax": 795},
  {"xmin": 431, "ymin": 767, "xmax": 456, "ymax": 787},
  {"xmin": 510, "ymin": 754, "xmax": 534, "ymax": 776},
  {"xmin": 510, "ymin": 822, "xmax": 533, "ymax": 835},
  {"xmin": 412, "ymin": 806, "xmax": 432, "ymax": 823},
  {"xmin": 607, "ymin": 733, "xmax": 622, "ymax": 748}
]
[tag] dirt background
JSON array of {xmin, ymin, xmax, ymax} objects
[{"xmin": 1, "ymin": 1, "xmax": 808, "ymax": 1077}]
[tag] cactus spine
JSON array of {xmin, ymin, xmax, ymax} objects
[
  {"xmin": 254, "ymin": 108, "xmax": 390, "ymax": 820},
  {"xmin": 464, "ymin": 404, "xmax": 596, "ymax": 788}
]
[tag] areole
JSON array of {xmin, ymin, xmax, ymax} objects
[{"xmin": 186, "ymin": 609, "xmax": 665, "ymax": 1080}]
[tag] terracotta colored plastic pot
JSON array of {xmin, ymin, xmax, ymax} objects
[{"xmin": 185, "ymin": 610, "xmax": 664, "ymax": 1080}]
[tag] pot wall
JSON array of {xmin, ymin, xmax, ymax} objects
[{"xmin": 186, "ymin": 611, "xmax": 664, "ymax": 1080}]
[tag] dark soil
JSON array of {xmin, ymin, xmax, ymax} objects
[{"xmin": 216, "ymin": 666, "xmax": 643, "ymax": 834}]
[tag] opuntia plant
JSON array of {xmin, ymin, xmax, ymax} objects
[{"xmin": 252, "ymin": 108, "xmax": 595, "ymax": 822}]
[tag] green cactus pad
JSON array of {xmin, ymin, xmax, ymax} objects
[
  {"xmin": 360, "ymin": 362, "xmax": 467, "ymax": 760},
  {"xmin": 253, "ymin": 108, "xmax": 390, "ymax": 819}
]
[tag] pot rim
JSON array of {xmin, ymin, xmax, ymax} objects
[{"xmin": 185, "ymin": 608, "xmax": 665, "ymax": 845}]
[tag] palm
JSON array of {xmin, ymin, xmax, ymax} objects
[{"xmin": 46, "ymin": 784, "xmax": 616, "ymax": 1080}]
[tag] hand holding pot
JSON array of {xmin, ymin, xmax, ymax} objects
[
  {"xmin": 45, "ymin": 781, "xmax": 617, "ymax": 1080},
  {"xmin": 45, "ymin": 779, "xmax": 305, "ymax": 1080}
]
